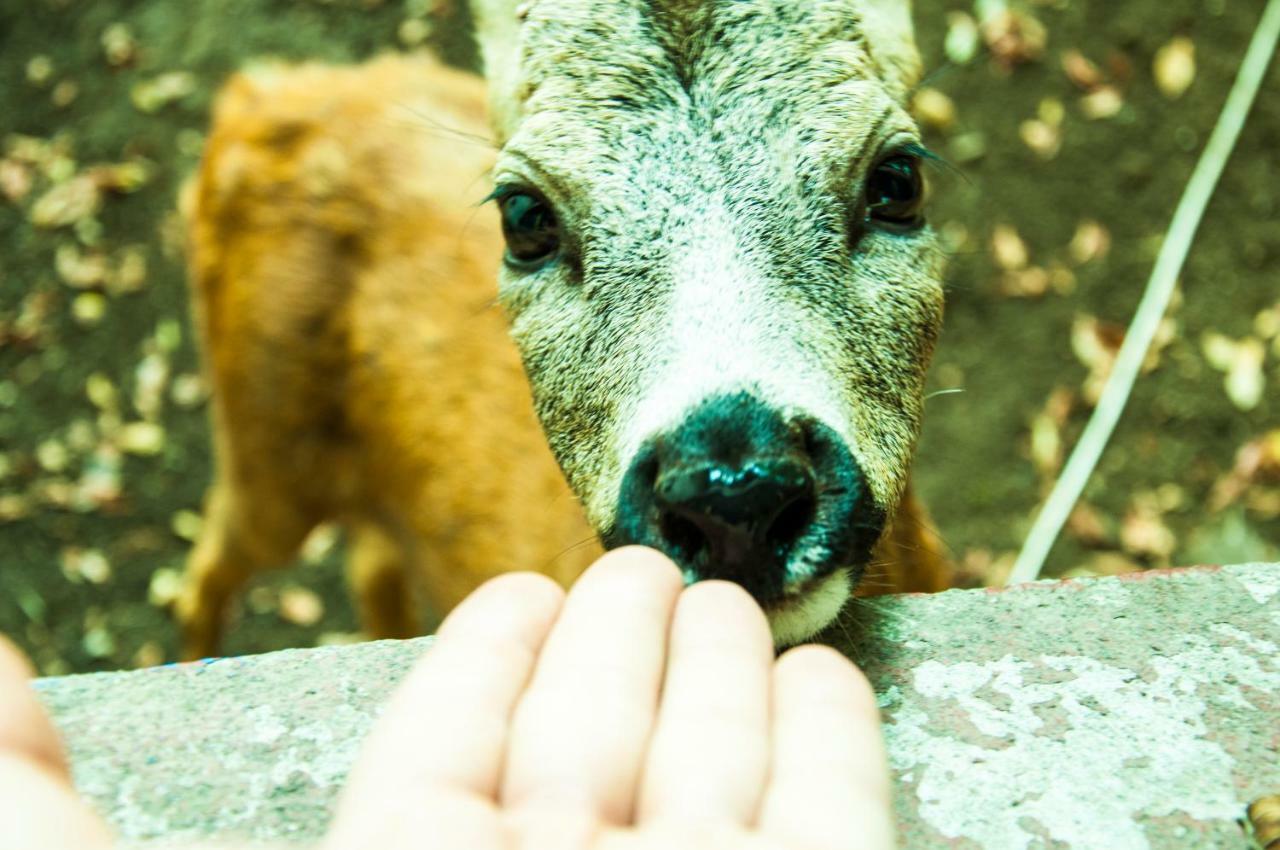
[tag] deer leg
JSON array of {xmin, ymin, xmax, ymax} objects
[
  {"xmin": 176, "ymin": 480, "xmax": 314, "ymax": 660},
  {"xmin": 347, "ymin": 520, "xmax": 419, "ymax": 641}
]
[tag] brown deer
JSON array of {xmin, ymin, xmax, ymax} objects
[{"xmin": 177, "ymin": 0, "xmax": 951, "ymax": 660}]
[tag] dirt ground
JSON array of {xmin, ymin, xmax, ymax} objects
[{"xmin": 1, "ymin": 0, "xmax": 1277, "ymax": 674}]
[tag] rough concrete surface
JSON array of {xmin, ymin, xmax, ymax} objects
[{"xmin": 38, "ymin": 563, "xmax": 1280, "ymax": 848}]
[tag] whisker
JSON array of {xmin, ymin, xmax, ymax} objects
[{"xmin": 387, "ymin": 102, "xmax": 498, "ymax": 150}]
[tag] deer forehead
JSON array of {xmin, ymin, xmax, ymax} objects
[{"xmin": 513, "ymin": 0, "xmax": 904, "ymax": 120}]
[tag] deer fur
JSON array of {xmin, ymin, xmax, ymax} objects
[{"xmin": 178, "ymin": 0, "xmax": 951, "ymax": 658}]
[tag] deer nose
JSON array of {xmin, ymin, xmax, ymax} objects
[
  {"xmin": 654, "ymin": 459, "xmax": 816, "ymax": 569},
  {"xmin": 608, "ymin": 391, "xmax": 873, "ymax": 605}
]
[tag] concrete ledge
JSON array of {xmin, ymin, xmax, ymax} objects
[{"xmin": 39, "ymin": 563, "xmax": 1280, "ymax": 849}]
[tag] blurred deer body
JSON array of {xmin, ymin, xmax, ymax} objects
[
  {"xmin": 181, "ymin": 0, "xmax": 954, "ymax": 657},
  {"xmin": 177, "ymin": 56, "xmax": 599, "ymax": 657}
]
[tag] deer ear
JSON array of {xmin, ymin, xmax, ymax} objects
[
  {"xmin": 470, "ymin": 0, "xmax": 526, "ymax": 143},
  {"xmin": 858, "ymin": 0, "xmax": 922, "ymax": 102}
]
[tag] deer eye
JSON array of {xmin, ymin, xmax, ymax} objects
[
  {"xmin": 498, "ymin": 191, "xmax": 559, "ymax": 267},
  {"xmin": 865, "ymin": 156, "xmax": 925, "ymax": 228}
]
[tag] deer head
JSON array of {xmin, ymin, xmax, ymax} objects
[{"xmin": 471, "ymin": 0, "xmax": 944, "ymax": 643}]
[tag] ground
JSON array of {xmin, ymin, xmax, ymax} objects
[{"xmin": 0, "ymin": 0, "xmax": 1277, "ymax": 674}]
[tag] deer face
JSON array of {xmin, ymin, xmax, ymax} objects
[{"xmin": 476, "ymin": 0, "xmax": 944, "ymax": 643}]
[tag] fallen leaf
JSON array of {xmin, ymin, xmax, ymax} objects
[
  {"xmin": 1209, "ymin": 429, "xmax": 1280, "ymax": 511},
  {"xmin": 1029, "ymin": 387, "xmax": 1075, "ymax": 481},
  {"xmin": 913, "ymin": 87, "xmax": 957, "ymax": 132},
  {"xmin": 1072, "ymin": 314, "xmax": 1125, "ymax": 404},
  {"xmin": 100, "ymin": 23, "xmax": 137, "ymax": 67},
  {"xmin": 51, "ymin": 81, "xmax": 78, "ymax": 108},
  {"xmin": 1079, "ymin": 85, "xmax": 1124, "ymax": 120},
  {"xmin": 26, "ymin": 55, "xmax": 54, "ymax": 86},
  {"xmin": 132, "ymin": 642, "xmax": 164, "ymax": 669},
  {"xmin": 991, "ymin": 223, "xmax": 1029, "ymax": 270},
  {"xmin": 1202, "ymin": 333, "xmax": 1266, "ymax": 411},
  {"xmin": 130, "ymin": 72, "xmax": 196, "ymax": 113},
  {"xmin": 1068, "ymin": 219, "xmax": 1111, "ymax": 265},
  {"xmin": 301, "ymin": 524, "xmax": 341, "ymax": 564},
  {"xmin": 1253, "ymin": 302, "xmax": 1280, "ymax": 339},
  {"xmin": 30, "ymin": 175, "xmax": 101, "ymax": 228},
  {"xmin": 1019, "ymin": 119, "xmax": 1060, "ymax": 159},
  {"xmin": 1066, "ymin": 502, "xmax": 1115, "ymax": 548},
  {"xmin": 1154, "ymin": 36, "xmax": 1196, "ymax": 99},
  {"xmin": 1060, "ymin": 552, "xmax": 1142, "ymax": 579},
  {"xmin": 999, "ymin": 266, "xmax": 1051, "ymax": 297},
  {"xmin": 148, "ymin": 568, "xmax": 185, "ymax": 607},
  {"xmin": 76, "ymin": 444, "xmax": 123, "ymax": 510},
  {"xmin": 171, "ymin": 509, "xmax": 203, "ymax": 542},
  {"xmin": 71, "ymin": 292, "xmax": 108, "ymax": 325},
  {"xmin": 1120, "ymin": 500, "xmax": 1176, "ymax": 562},
  {"xmin": 117, "ymin": 421, "xmax": 165, "ymax": 455},
  {"xmin": 61, "ymin": 548, "xmax": 113, "ymax": 585},
  {"xmin": 55, "ymin": 244, "xmax": 108, "ymax": 289},
  {"xmin": 279, "ymin": 587, "xmax": 325, "ymax": 627},
  {"xmin": 979, "ymin": 7, "xmax": 1047, "ymax": 69},
  {"xmin": 945, "ymin": 12, "xmax": 981, "ymax": 65},
  {"xmin": 1061, "ymin": 49, "xmax": 1104, "ymax": 91},
  {"xmin": 0, "ymin": 159, "xmax": 33, "ymax": 202}
]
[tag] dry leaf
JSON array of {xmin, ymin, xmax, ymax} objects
[
  {"xmin": 991, "ymin": 223, "xmax": 1029, "ymax": 270},
  {"xmin": 1019, "ymin": 119, "xmax": 1060, "ymax": 159},
  {"xmin": 61, "ymin": 548, "xmax": 113, "ymax": 585},
  {"xmin": 945, "ymin": 12, "xmax": 981, "ymax": 65},
  {"xmin": 0, "ymin": 159, "xmax": 33, "ymax": 202},
  {"xmin": 301, "ymin": 524, "xmax": 341, "ymax": 564},
  {"xmin": 1029, "ymin": 387, "xmax": 1074, "ymax": 481},
  {"xmin": 913, "ymin": 87, "xmax": 957, "ymax": 132},
  {"xmin": 980, "ymin": 8, "xmax": 1047, "ymax": 69},
  {"xmin": 1061, "ymin": 552, "xmax": 1142, "ymax": 580},
  {"xmin": 279, "ymin": 587, "xmax": 325, "ymax": 626},
  {"xmin": 72, "ymin": 292, "xmax": 107, "ymax": 325},
  {"xmin": 1154, "ymin": 36, "xmax": 1196, "ymax": 99},
  {"xmin": 1061, "ymin": 49, "xmax": 1104, "ymax": 91},
  {"xmin": 1120, "ymin": 501, "xmax": 1176, "ymax": 562},
  {"xmin": 133, "ymin": 642, "xmax": 164, "ymax": 669},
  {"xmin": 1066, "ymin": 503, "xmax": 1114, "ymax": 549},
  {"xmin": 1068, "ymin": 219, "xmax": 1111, "ymax": 265},
  {"xmin": 1253, "ymin": 303, "xmax": 1280, "ymax": 339},
  {"xmin": 131, "ymin": 72, "xmax": 196, "ymax": 113},
  {"xmin": 55, "ymin": 244, "xmax": 108, "ymax": 289},
  {"xmin": 1080, "ymin": 86, "xmax": 1124, "ymax": 120},
  {"xmin": 118, "ymin": 421, "xmax": 165, "ymax": 455},
  {"xmin": 171, "ymin": 509, "xmax": 203, "ymax": 542},
  {"xmin": 1000, "ymin": 266, "xmax": 1051, "ymax": 297},
  {"xmin": 1209, "ymin": 429, "xmax": 1280, "ymax": 511},
  {"xmin": 101, "ymin": 23, "xmax": 137, "ymax": 67},
  {"xmin": 77, "ymin": 444, "xmax": 123, "ymax": 509},
  {"xmin": 1202, "ymin": 333, "xmax": 1266, "ymax": 411},
  {"xmin": 30, "ymin": 175, "xmax": 102, "ymax": 228},
  {"xmin": 1071, "ymin": 314, "xmax": 1125, "ymax": 404}
]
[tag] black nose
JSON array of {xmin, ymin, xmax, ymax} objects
[
  {"xmin": 654, "ymin": 458, "xmax": 815, "ymax": 568},
  {"xmin": 609, "ymin": 392, "xmax": 882, "ymax": 605}
]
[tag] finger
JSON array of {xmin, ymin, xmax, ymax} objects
[
  {"xmin": 501, "ymin": 546, "xmax": 684, "ymax": 825},
  {"xmin": 636, "ymin": 581, "xmax": 773, "ymax": 827},
  {"xmin": 757, "ymin": 645, "xmax": 893, "ymax": 850},
  {"xmin": 0, "ymin": 636, "xmax": 68, "ymax": 779},
  {"xmin": 327, "ymin": 571, "xmax": 564, "ymax": 846},
  {"xmin": 0, "ymin": 635, "xmax": 114, "ymax": 849}
]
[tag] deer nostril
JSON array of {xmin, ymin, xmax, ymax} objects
[{"xmin": 654, "ymin": 458, "xmax": 815, "ymax": 565}]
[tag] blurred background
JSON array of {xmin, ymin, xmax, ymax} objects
[{"xmin": 0, "ymin": 0, "xmax": 1276, "ymax": 674}]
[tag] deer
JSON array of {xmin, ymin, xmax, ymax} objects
[{"xmin": 176, "ymin": 0, "xmax": 951, "ymax": 661}]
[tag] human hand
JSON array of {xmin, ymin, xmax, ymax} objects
[
  {"xmin": 0, "ymin": 547, "xmax": 893, "ymax": 850},
  {"xmin": 327, "ymin": 546, "xmax": 893, "ymax": 849}
]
